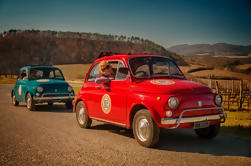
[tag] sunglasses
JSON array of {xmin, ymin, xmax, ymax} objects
[{"xmin": 103, "ymin": 65, "xmax": 111, "ymax": 71}]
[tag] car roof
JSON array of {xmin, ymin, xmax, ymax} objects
[
  {"xmin": 95, "ymin": 54, "xmax": 169, "ymax": 62},
  {"xmin": 21, "ymin": 66, "xmax": 59, "ymax": 70}
]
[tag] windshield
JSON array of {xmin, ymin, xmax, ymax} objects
[
  {"xmin": 129, "ymin": 56, "xmax": 184, "ymax": 78},
  {"xmin": 29, "ymin": 68, "xmax": 64, "ymax": 80}
]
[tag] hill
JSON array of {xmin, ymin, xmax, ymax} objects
[
  {"xmin": 168, "ymin": 43, "xmax": 251, "ymax": 57},
  {"xmin": 0, "ymin": 29, "xmax": 186, "ymax": 74}
]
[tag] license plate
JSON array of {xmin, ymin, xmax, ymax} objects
[{"xmin": 194, "ymin": 121, "xmax": 210, "ymax": 129}]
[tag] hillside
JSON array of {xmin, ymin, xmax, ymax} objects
[
  {"xmin": 168, "ymin": 43, "xmax": 251, "ymax": 57},
  {"xmin": 0, "ymin": 29, "xmax": 185, "ymax": 74}
]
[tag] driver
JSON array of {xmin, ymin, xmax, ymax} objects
[{"xmin": 95, "ymin": 61, "xmax": 115, "ymax": 84}]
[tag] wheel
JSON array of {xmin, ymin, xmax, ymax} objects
[
  {"xmin": 48, "ymin": 102, "xmax": 53, "ymax": 106},
  {"xmin": 12, "ymin": 91, "xmax": 19, "ymax": 106},
  {"xmin": 26, "ymin": 93, "xmax": 36, "ymax": 111},
  {"xmin": 194, "ymin": 123, "xmax": 220, "ymax": 139},
  {"xmin": 65, "ymin": 101, "xmax": 73, "ymax": 109},
  {"xmin": 133, "ymin": 109, "xmax": 160, "ymax": 147},
  {"xmin": 76, "ymin": 101, "xmax": 92, "ymax": 128}
]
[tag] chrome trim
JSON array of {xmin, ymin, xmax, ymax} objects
[
  {"xmin": 161, "ymin": 107, "xmax": 225, "ymax": 129},
  {"xmin": 90, "ymin": 117, "xmax": 126, "ymax": 127},
  {"xmin": 33, "ymin": 96, "xmax": 74, "ymax": 100},
  {"xmin": 41, "ymin": 93, "xmax": 71, "ymax": 97}
]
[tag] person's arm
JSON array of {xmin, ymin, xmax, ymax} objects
[{"xmin": 95, "ymin": 77, "xmax": 111, "ymax": 84}]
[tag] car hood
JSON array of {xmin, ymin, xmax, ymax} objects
[
  {"xmin": 130, "ymin": 79, "xmax": 212, "ymax": 94},
  {"xmin": 29, "ymin": 79, "xmax": 69, "ymax": 86}
]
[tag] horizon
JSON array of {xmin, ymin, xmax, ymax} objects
[{"xmin": 0, "ymin": 0, "xmax": 250, "ymax": 47}]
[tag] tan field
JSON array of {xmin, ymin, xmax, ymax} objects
[{"xmin": 235, "ymin": 63, "xmax": 251, "ymax": 70}]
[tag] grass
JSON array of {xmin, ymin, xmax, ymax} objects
[{"xmin": 0, "ymin": 75, "xmax": 18, "ymax": 84}]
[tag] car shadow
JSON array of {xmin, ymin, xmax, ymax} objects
[
  {"xmin": 91, "ymin": 124, "xmax": 251, "ymax": 157},
  {"xmin": 34, "ymin": 104, "xmax": 73, "ymax": 113},
  {"xmin": 156, "ymin": 129, "xmax": 251, "ymax": 157},
  {"xmin": 90, "ymin": 124, "xmax": 134, "ymax": 139}
]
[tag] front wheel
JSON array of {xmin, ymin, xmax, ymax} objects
[
  {"xmin": 133, "ymin": 109, "xmax": 160, "ymax": 147},
  {"xmin": 12, "ymin": 92, "xmax": 19, "ymax": 106},
  {"xmin": 194, "ymin": 123, "xmax": 220, "ymax": 139},
  {"xmin": 26, "ymin": 93, "xmax": 36, "ymax": 111},
  {"xmin": 76, "ymin": 101, "xmax": 92, "ymax": 128}
]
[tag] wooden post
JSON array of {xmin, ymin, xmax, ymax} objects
[
  {"xmin": 239, "ymin": 80, "xmax": 243, "ymax": 111},
  {"xmin": 216, "ymin": 81, "xmax": 220, "ymax": 94}
]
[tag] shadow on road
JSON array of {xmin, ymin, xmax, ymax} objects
[
  {"xmin": 157, "ymin": 129, "xmax": 251, "ymax": 157},
  {"xmin": 33, "ymin": 104, "xmax": 73, "ymax": 113},
  {"xmin": 91, "ymin": 124, "xmax": 251, "ymax": 157}
]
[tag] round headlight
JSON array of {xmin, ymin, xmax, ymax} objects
[
  {"xmin": 37, "ymin": 87, "xmax": 43, "ymax": 93},
  {"xmin": 168, "ymin": 97, "xmax": 179, "ymax": 109},
  {"xmin": 68, "ymin": 86, "xmax": 73, "ymax": 92},
  {"xmin": 215, "ymin": 94, "xmax": 222, "ymax": 105}
]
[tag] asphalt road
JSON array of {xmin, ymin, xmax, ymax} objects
[{"xmin": 0, "ymin": 84, "xmax": 250, "ymax": 166}]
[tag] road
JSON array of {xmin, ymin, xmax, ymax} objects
[{"xmin": 0, "ymin": 84, "xmax": 250, "ymax": 166}]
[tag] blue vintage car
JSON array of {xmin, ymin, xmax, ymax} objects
[{"xmin": 11, "ymin": 66, "xmax": 75, "ymax": 111}]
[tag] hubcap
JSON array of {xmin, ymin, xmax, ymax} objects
[
  {"xmin": 27, "ymin": 97, "xmax": 31, "ymax": 109},
  {"xmin": 12, "ymin": 95, "xmax": 16, "ymax": 104},
  {"xmin": 78, "ymin": 107, "xmax": 85, "ymax": 125},
  {"xmin": 137, "ymin": 118, "xmax": 150, "ymax": 142}
]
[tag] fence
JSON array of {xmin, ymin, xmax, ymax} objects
[{"xmin": 206, "ymin": 79, "xmax": 251, "ymax": 111}]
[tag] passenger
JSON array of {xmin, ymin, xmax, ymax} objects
[{"xmin": 95, "ymin": 61, "xmax": 115, "ymax": 84}]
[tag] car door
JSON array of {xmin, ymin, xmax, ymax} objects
[
  {"xmin": 101, "ymin": 61, "xmax": 129, "ymax": 125},
  {"xmin": 83, "ymin": 62, "xmax": 105, "ymax": 119},
  {"xmin": 16, "ymin": 69, "xmax": 28, "ymax": 102}
]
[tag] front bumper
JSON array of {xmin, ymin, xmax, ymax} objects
[
  {"xmin": 161, "ymin": 107, "xmax": 226, "ymax": 129},
  {"xmin": 33, "ymin": 93, "xmax": 74, "ymax": 103}
]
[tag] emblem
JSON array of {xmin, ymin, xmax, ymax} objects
[
  {"xmin": 55, "ymin": 89, "xmax": 58, "ymax": 92},
  {"xmin": 101, "ymin": 94, "xmax": 111, "ymax": 114},
  {"xmin": 150, "ymin": 79, "xmax": 175, "ymax": 85},
  {"xmin": 198, "ymin": 101, "xmax": 203, "ymax": 107}
]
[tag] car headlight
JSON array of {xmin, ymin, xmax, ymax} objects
[
  {"xmin": 168, "ymin": 97, "xmax": 179, "ymax": 109},
  {"xmin": 37, "ymin": 87, "xmax": 43, "ymax": 93},
  {"xmin": 68, "ymin": 86, "xmax": 73, "ymax": 92},
  {"xmin": 215, "ymin": 94, "xmax": 222, "ymax": 105}
]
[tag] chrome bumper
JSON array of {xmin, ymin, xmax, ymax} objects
[
  {"xmin": 33, "ymin": 96, "xmax": 74, "ymax": 101},
  {"xmin": 161, "ymin": 107, "xmax": 226, "ymax": 129}
]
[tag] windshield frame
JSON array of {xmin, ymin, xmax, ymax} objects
[
  {"xmin": 28, "ymin": 67, "xmax": 65, "ymax": 80},
  {"xmin": 128, "ymin": 56, "xmax": 185, "ymax": 79}
]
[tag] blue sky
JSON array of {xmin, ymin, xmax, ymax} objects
[{"xmin": 0, "ymin": 0, "xmax": 250, "ymax": 47}]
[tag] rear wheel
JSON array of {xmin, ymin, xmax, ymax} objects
[
  {"xmin": 12, "ymin": 91, "xmax": 19, "ymax": 106},
  {"xmin": 194, "ymin": 123, "xmax": 220, "ymax": 139},
  {"xmin": 76, "ymin": 101, "xmax": 92, "ymax": 128},
  {"xmin": 26, "ymin": 93, "xmax": 35, "ymax": 111},
  {"xmin": 133, "ymin": 109, "xmax": 160, "ymax": 147}
]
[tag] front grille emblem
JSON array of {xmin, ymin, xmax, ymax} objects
[
  {"xmin": 198, "ymin": 101, "xmax": 203, "ymax": 107},
  {"xmin": 55, "ymin": 89, "xmax": 58, "ymax": 92}
]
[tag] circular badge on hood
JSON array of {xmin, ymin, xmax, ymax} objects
[
  {"xmin": 150, "ymin": 79, "xmax": 175, "ymax": 85},
  {"xmin": 101, "ymin": 94, "xmax": 111, "ymax": 114}
]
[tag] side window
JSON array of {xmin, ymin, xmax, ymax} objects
[
  {"xmin": 115, "ymin": 61, "xmax": 127, "ymax": 80},
  {"xmin": 55, "ymin": 70, "xmax": 64, "ymax": 79},
  {"xmin": 20, "ymin": 69, "xmax": 27, "ymax": 80},
  {"xmin": 87, "ymin": 63, "xmax": 100, "ymax": 82}
]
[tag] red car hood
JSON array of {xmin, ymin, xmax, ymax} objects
[{"xmin": 130, "ymin": 79, "xmax": 212, "ymax": 94}]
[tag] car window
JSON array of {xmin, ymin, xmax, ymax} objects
[
  {"xmin": 20, "ymin": 69, "xmax": 27, "ymax": 80},
  {"xmin": 115, "ymin": 61, "xmax": 127, "ymax": 80},
  {"xmin": 29, "ymin": 68, "xmax": 64, "ymax": 80},
  {"xmin": 87, "ymin": 63, "xmax": 100, "ymax": 82}
]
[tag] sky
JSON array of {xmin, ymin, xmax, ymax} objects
[{"xmin": 0, "ymin": 0, "xmax": 250, "ymax": 47}]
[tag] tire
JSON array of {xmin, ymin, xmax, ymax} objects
[
  {"xmin": 133, "ymin": 109, "xmax": 160, "ymax": 147},
  {"xmin": 48, "ymin": 102, "xmax": 53, "ymax": 106},
  {"xmin": 76, "ymin": 101, "xmax": 92, "ymax": 128},
  {"xmin": 12, "ymin": 91, "xmax": 19, "ymax": 106},
  {"xmin": 26, "ymin": 93, "xmax": 36, "ymax": 111},
  {"xmin": 194, "ymin": 123, "xmax": 220, "ymax": 139},
  {"xmin": 65, "ymin": 101, "xmax": 73, "ymax": 109}
]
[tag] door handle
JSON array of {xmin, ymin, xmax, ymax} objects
[{"xmin": 95, "ymin": 86, "xmax": 101, "ymax": 89}]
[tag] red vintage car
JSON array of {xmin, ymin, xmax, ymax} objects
[{"xmin": 74, "ymin": 54, "xmax": 226, "ymax": 147}]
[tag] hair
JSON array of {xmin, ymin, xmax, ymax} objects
[{"xmin": 99, "ymin": 61, "xmax": 110, "ymax": 73}]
